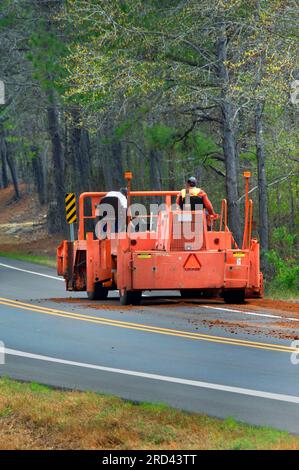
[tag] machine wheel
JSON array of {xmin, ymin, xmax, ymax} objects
[
  {"xmin": 87, "ymin": 283, "xmax": 109, "ymax": 301},
  {"xmin": 180, "ymin": 289, "xmax": 214, "ymax": 299},
  {"xmin": 180, "ymin": 289, "xmax": 197, "ymax": 298},
  {"xmin": 223, "ymin": 290, "xmax": 245, "ymax": 304},
  {"xmin": 119, "ymin": 289, "xmax": 142, "ymax": 306}
]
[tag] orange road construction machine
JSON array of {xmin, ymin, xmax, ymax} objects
[{"xmin": 57, "ymin": 172, "xmax": 263, "ymax": 305}]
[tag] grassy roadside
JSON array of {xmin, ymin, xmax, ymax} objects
[
  {"xmin": 0, "ymin": 377, "xmax": 298, "ymax": 450},
  {"xmin": 0, "ymin": 251, "xmax": 56, "ymax": 268},
  {"xmin": 264, "ymin": 283, "xmax": 299, "ymax": 302}
]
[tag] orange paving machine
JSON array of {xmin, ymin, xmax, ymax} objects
[{"xmin": 57, "ymin": 172, "xmax": 263, "ymax": 305}]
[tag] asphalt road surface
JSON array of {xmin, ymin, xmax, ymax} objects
[{"xmin": 0, "ymin": 256, "xmax": 299, "ymax": 433}]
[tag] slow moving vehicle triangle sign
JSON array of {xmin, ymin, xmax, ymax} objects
[{"xmin": 183, "ymin": 254, "xmax": 201, "ymax": 271}]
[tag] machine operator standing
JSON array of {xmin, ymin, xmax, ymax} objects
[{"xmin": 176, "ymin": 176, "xmax": 217, "ymax": 217}]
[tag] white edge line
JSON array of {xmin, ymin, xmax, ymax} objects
[
  {"xmin": 0, "ymin": 262, "xmax": 63, "ymax": 281},
  {"xmin": 3, "ymin": 347, "xmax": 299, "ymax": 405},
  {"xmin": 202, "ymin": 305, "xmax": 299, "ymax": 322}
]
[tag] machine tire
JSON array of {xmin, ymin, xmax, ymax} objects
[
  {"xmin": 223, "ymin": 290, "xmax": 245, "ymax": 304},
  {"xmin": 119, "ymin": 289, "xmax": 142, "ymax": 306},
  {"xmin": 180, "ymin": 289, "xmax": 213, "ymax": 299},
  {"xmin": 180, "ymin": 289, "xmax": 197, "ymax": 298},
  {"xmin": 87, "ymin": 283, "xmax": 109, "ymax": 301}
]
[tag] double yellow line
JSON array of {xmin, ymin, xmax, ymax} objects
[{"xmin": 0, "ymin": 297, "xmax": 296, "ymax": 354}]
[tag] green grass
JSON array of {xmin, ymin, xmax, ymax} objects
[
  {"xmin": 0, "ymin": 251, "xmax": 56, "ymax": 268},
  {"xmin": 0, "ymin": 406, "xmax": 13, "ymax": 418},
  {"xmin": 0, "ymin": 377, "xmax": 298, "ymax": 450},
  {"xmin": 265, "ymin": 282, "xmax": 299, "ymax": 301},
  {"xmin": 266, "ymin": 291, "xmax": 299, "ymax": 301}
]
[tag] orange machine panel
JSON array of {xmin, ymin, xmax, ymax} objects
[{"xmin": 132, "ymin": 251, "xmax": 225, "ymax": 290}]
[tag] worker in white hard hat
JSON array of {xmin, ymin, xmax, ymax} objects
[{"xmin": 95, "ymin": 188, "xmax": 127, "ymax": 237}]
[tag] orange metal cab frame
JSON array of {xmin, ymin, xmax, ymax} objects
[{"xmin": 57, "ymin": 173, "xmax": 263, "ymax": 305}]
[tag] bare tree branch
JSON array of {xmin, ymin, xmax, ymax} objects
[{"xmin": 237, "ymin": 172, "xmax": 295, "ymax": 202}]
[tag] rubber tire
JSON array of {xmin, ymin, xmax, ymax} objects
[
  {"xmin": 180, "ymin": 289, "xmax": 213, "ymax": 299},
  {"xmin": 223, "ymin": 290, "xmax": 245, "ymax": 304},
  {"xmin": 87, "ymin": 283, "xmax": 109, "ymax": 300},
  {"xmin": 180, "ymin": 289, "xmax": 197, "ymax": 299},
  {"xmin": 119, "ymin": 289, "xmax": 142, "ymax": 306}
]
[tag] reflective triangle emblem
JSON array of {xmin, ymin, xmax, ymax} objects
[{"xmin": 183, "ymin": 254, "xmax": 201, "ymax": 271}]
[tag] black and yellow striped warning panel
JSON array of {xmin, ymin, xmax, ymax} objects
[{"xmin": 65, "ymin": 193, "xmax": 77, "ymax": 224}]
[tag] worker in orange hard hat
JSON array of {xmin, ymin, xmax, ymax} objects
[{"xmin": 176, "ymin": 176, "xmax": 218, "ymax": 227}]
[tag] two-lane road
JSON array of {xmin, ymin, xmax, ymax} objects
[{"xmin": 0, "ymin": 257, "xmax": 299, "ymax": 433}]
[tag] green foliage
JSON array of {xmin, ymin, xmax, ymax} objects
[
  {"xmin": 191, "ymin": 131, "xmax": 220, "ymax": 162},
  {"xmin": 223, "ymin": 416, "xmax": 238, "ymax": 430},
  {"xmin": 30, "ymin": 382, "xmax": 51, "ymax": 393},
  {"xmin": 174, "ymin": 131, "xmax": 220, "ymax": 169},
  {"xmin": 239, "ymin": 148, "xmax": 256, "ymax": 163},
  {"xmin": 229, "ymin": 438, "xmax": 255, "ymax": 450},
  {"xmin": 115, "ymin": 120, "xmax": 134, "ymax": 140},
  {"xmin": 266, "ymin": 250, "xmax": 299, "ymax": 290},
  {"xmin": 144, "ymin": 124, "xmax": 174, "ymax": 150},
  {"xmin": 265, "ymin": 226, "xmax": 298, "ymax": 295},
  {"xmin": 271, "ymin": 226, "xmax": 297, "ymax": 257},
  {"xmin": 0, "ymin": 406, "xmax": 13, "ymax": 418},
  {"xmin": 28, "ymin": 27, "xmax": 69, "ymax": 93},
  {"xmin": 3, "ymin": 121, "xmax": 15, "ymax": 131},
  {"xmin": 6, "ymin": 135, "xmax": 20, "ymax": 144},
  {"xmin": 27, "ymin": 149, "xmax": 38, "ymax": 160},
  {"xmin": 138, "ymin": 401, "xmax": 170, "ymax": 412},
  {"xmin": 0, "ymin": 15, "xmax": 15, "ymax": 28}
]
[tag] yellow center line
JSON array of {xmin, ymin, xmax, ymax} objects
[
  {"xmin": 0, "ymin": 297, "xmax": 296, "ymax": 353},
  {"xmin": 0, "ymin": 297, "xmax": 285, "ymax": 346}
]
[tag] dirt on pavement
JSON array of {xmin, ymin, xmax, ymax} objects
[{"xmin": 48, "ymin": 296, "xmax": 299, "ymax": 341}]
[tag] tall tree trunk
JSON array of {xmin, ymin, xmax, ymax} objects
[
  {"xmin": 111, "ymin": 139, "xmax": 123, "ymax": 186},
  {"xmin": 4, "ymin": 139, "xmax": 20, "ymax": 199},
  {"xmin": 216, "ymin": 24, "xmax": 242, "ymax": 245},
  {"xmin": 255, "ymin": 100, "xmax": 269, "ymax": 268},
  {"xmin": 149, "ymin": 149, "xmax": 162, "ymax": 204},
  {"xmin": 46, "ymin": 89, "xmax": 65, "ymax": 233},
  {"xmin": 221, "ymin": 102, "xmax": 241, "ymax": 244},
  {"xmin": 276, "ymin": 183, "xmax": 281, "ymax": 227},
  {"xmin": 36, "ymin": 0, "xmax": 65, "ymax": 232},
  {"xmin": 81, "ymin": 129, "xmax": 91, "ymax": 184},
  {"xmin": 289, "ymin": 183, "xmax": 295, "ymax": 232},
  {"xmin": 0, "ymin": 137, "xmax": 8, "ymax": 188},
  {"xmin": 99, "ymin": 118, "xmax": 124, "ymax": 189},
  {"xmin": 254, "ymin": 2, "xmax": 269, "ymax": 271},
  {"xmin": 98, "ymin": 126, "xmax": 113, "ymax": 190},
  {"xmin": 69, "ymin": 107, "xmax": 91, "ymax": 193},
  {"xmin": 168, "ymin": 151, "xmax": 175, "ymax": 190},
  {"xmin": 31, "ymin": 146, "xmax": 46, "ymax": 205},
  {"xmin": 149, "ymin": 150, "xmax": 162, "ymax": 191}
]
